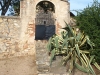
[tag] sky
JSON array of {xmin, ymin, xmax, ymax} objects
[{"xmin": 69, "ymin": 0, "xmax": 100, "ymax": 15}]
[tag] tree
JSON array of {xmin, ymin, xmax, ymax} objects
[
  {"xmin": 0, "ymin": 0, "xmax": 20, "ymax": 16},
  {"xmin": 75, "ymin": 0, "xmax": 100, "ymax": 63}
]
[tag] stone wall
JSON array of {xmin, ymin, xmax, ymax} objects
[
  {"xmin": 0, "ymin": 16, "xmax": 35, "ymax": 59},
  {"xmin": 0, "ymin": 16, "xmax": 20, "ymax": 58}
]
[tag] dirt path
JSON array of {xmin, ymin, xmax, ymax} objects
[
  {"xmin": 0, "ymin": 55, "xmax": 37, "ymax": 75},
  {"xmin": 0, "ymin": 55, "xmax": 99, "ymax": 75}
]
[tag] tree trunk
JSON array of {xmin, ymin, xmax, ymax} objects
[
  {"xmin": 1, "ymin": 0, "xmax": 12, "ymax": 15},
  {"xmin": 1, "ymin": 9, "xmax": 8, "ymax": 15}
]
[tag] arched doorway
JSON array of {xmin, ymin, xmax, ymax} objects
[{"xmin": 35, "ymin": 1, "xmax": 55, "ymax": 40}]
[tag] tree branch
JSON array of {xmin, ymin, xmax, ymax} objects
[
  {"xmin": 0, "ymin": 1, "xmax": 3, "ymax": 7},
  {"xmin": 1, "ymin": 0, "xmax": 12, "ymax": 15}
]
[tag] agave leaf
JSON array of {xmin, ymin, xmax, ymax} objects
[
  {"xmin": 64, "ymin": 22, "xmax": 75, "ymax": 37},
  {"xmin": 50, "ymin": 49, "xmax": 56, "ymax": 66},
  {"xmin": 86, "ymin": 35, "xmax": 94, "ymax": 49},
  {"xmin": 62, "ymin": 37, "xmax": 68, "ymax": 49},
  {"xmin": 89, "ymin": 64, "xmax": 96, "ymax": 75},
  {"xmin": 61, "ymin": 30, "xmax": 68, "ymax": 39},
  {"xmin": 69, "ymin": 57, "xmax": 74, "ymax": 73},
  {"xmin": 83, "ymin": 54, "xmax": 90, "ymax": 62},
  {"xmin": 93, "ymin": 62, "xmax": 100, "ymax": 70},
  {"xmin": 68, "ymin": 37, "xmax": 75, "ymax": 47},
  {"xmin": 81, "ymin": 53, "xmax": 89, "ymax": 64},
  {"xmin": 79, "ymin": 36, "xmax": 87, "ymax": 47},
  {"xmin": 67, "ymin": 37, "xmax": 75, "ymax": 40},
  {"xmin": 55, "ymin": 36, "xmax": 59, "ymax": 49},
  {"xmin": 75, "ymin": 44, "xmax": 80, "ymax": 57},
  {"xmin": 47, "ymin": 37, "xmax": 52, "ymax": 51},
  {"xmin": 80, "ymin": 57, "xmax": 87, "ymax": 68},
  {"xmin": 62, "ymin": 53, "xmax": 71, "ymax": 65},
  {"xmin": 75, "ymin": 62, "xmax": 89, "ymax": 73},
  {"xmin": 61, "ymin": 50, "xmax": 67, "ymax": 54},
  {"xmin": 76, "ymin": 31, "xmax": 82, "ymax": 41},
  {"xmin": 73, "ymin": 50, "xmax": 77, "ymax": 62},
  {"xmin": 90, "ymin": 55, "xmax": 95, "ymax": 64},
  {"xmin": 61, "ymin": 31, "xmax": 65, "ymax": 38},
  {"xmin": 63, "ymin": 52, "xmax": 71, "ymax": 61},
  {"xmin": 59, "ymin": 36, "xmax": 64, "ymax": 42},
  {"xmin": 81, "ymin": 54, "xmax": 95, "ymax": 75},
  {"xmin": 72, "ymin": 28, "xmax": 77, "ymax": 36},
  {"xmin": 80, "ymin": 50, "xmax": 90, "ymax": 54},
  {"xmin": 78, "ymin": 52, "xmax": 88, "ymax": 68},
  {"xmin": 80, "ymin": 32, "xmax": 85, "ymax": 41}
]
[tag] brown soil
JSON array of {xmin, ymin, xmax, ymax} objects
[
  {"xmin": 0, "ymin": 55, "xmax": 37, "ymax": 75},
  {"xmin": 0, "ymin": 55, "xmax": 99, "ymax": 75}
]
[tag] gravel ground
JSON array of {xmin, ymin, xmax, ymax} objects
[{"xmin": 0, "ymin": 55, "xmax": 37, "ymax": 75}]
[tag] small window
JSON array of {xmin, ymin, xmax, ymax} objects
[
  {"xmin": 44, "ymin": 21, "xmax": 46, "ymax": 24},
  {"xmin": 0, "ymin": 0, "xmax": 20, "ymax": 16}
]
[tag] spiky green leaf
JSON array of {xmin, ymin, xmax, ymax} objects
[{"xmin": 75, "ymin": 62, "xmax": 89, "ymax": 73}]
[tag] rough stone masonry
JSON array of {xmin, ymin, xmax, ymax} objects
[
  {"xmin": 0, "ymin": 0, "xmax": 70, "ymax": 62},
  {"xmin": 0, "ymin": 0, "xmax": 76, "ymax": 75}
]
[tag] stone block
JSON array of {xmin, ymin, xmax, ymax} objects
[
  {"xmin": 0, "ymin": 18, "xmax": 3, "ymax": 23},
  {"xmin": 28, "ymin": 21, "xmax": 34, "ymax": 24}
]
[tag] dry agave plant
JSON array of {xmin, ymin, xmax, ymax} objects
[{"xmin": 47, "ymin": 22, "xmax": 100, "ymax": 75}]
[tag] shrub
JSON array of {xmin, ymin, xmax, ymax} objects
[
  {"xmin": 47, "ymin": 23, "xmax": 100, "ymax": 75},
  {"xmin": 75, "ymin": 0, "xmax": 100, "ymax": 63}
]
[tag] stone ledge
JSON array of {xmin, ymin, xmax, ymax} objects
[
  {"xmin": 0, "ymin": 16, "xmax": 20, "ymax": 19},
  {"xmin": 0, "ymin": 49, "xmax": 35, "ymax": 59}
]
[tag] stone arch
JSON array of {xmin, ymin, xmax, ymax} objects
[
  {"xmin": 35, "ymin": 1, "xmax": 56, "ymax": 40},
  {"xmin": 36, "ymin": 1, "xmax": 55, "ymax": 13}
]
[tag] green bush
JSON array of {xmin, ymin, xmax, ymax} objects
[{"xmin": 75, "ymin": 0, "xmax": 100, "ymax": 63}]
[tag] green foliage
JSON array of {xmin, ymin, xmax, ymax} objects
[
  {"xmin": 13, "ymin": 0, "xmax": 20, "ymax": 15},
  {"xmin": 47, "ymin": 23, "xmax": 100, "ymax": 75},
  {"xmin": 75, "ymin": 0, "xmax": 100, "ymax": 63}
]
